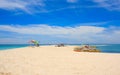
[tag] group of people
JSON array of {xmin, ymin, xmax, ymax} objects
[
  {"xmin": 30, "ymin": 40, "xmax": 66, "ymax": 47},
  {"xmin": 30, "ymin": 40, "xmax": 39, "ymax": 47}
]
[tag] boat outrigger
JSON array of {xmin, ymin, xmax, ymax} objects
[{"xmin": 74, "ymin": 45, "xmax": 100, "ymax": 52}]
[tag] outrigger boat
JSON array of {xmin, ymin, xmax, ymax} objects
[{"xmin": 74, "ymin": 45, "xmax": 100, "ymax": 52}]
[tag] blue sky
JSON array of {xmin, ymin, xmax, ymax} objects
[{"xmin": 0, "ymin": 0, "xmax": 120, "ymax": 44}]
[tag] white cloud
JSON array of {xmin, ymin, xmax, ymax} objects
[
  {"xmin": 0, "ymin": 0, "xmax": 80, "ymax": 14},
  {"xmin": 0, "ymin": 0, "xmax": 45, "ymax": 14},
  {"xmin": 0, "ymin": 24, "xmax": 105, "ymax": 35},
  {"xmin": 67, "ymin": 0, "xmax": 78, "ymax": 3},
  {"xmin": 93, "ymin": 0, "xmax": 120, "ymax": 11},
  {"xmin": 0, "ymin": 0, "xmax": 119, "ymax": 14},
  {"xmin": 0, "ymin": 24, "xmax": 120, "ymax": 44}
]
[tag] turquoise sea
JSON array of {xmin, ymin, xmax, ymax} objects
[
  {"xmin": 0, "ymin": 44, "xmax": 28, "ymax": 50},
  {"xmin": 94, "ymin": 44, "xmax": 120, "ymax": 53},
  {"xmin": 0, "ymin": 44, "xmax": 120, "ymax": 53}
]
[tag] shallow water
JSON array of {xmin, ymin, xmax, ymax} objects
[{"xmin": 0, "ymin": 44, "xmax": 28, "ymax": 50}]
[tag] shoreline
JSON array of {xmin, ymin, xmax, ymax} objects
[{"xmin": 1, "ymin": 45, "xmax": 120, "ymax": 54}]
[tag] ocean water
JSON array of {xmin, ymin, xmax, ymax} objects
[
  {"xmin": 94, "ymin": 44, "xmax": 120, "ymax": 53},
  {"xmin": 0, "ymin": 44, "xmax": 120, "ymax": 53},
  {"xmin": 0, "ymin": 44, "xmax": 29, "ymax": 50},
  {"xmin": 0, "ymin": 44, "xmax": 46, "ymax": 50}
]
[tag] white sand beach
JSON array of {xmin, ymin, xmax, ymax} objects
[{"xmin": 0, "ymin": 46, "xmax": 120, "ymax": 75}]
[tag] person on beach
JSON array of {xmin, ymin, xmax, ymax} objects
[
  {"xmin": 30, "ymin": 40, "xmax": 39, "ymax": 47},
  {"xmin": 84, "ymin": 44, "xmax": 89, "ymax": 49}
]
